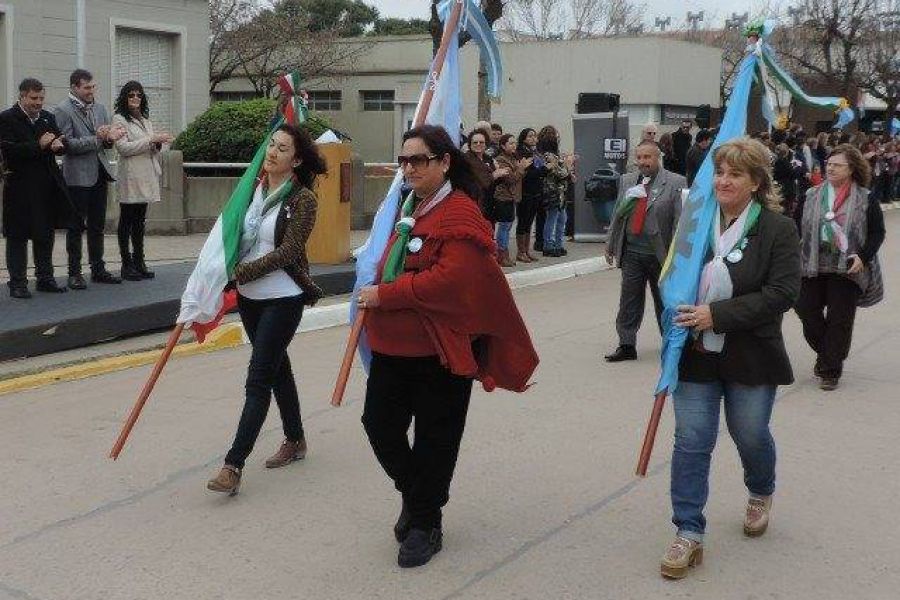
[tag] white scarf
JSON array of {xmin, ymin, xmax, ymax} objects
[
  {"xmin": 240, "ymin": 179, "xmax": 290, "ymax": 260},
  {"xmin": 697, "ymin": 201, "xmax": 758, "ymax": 352}
]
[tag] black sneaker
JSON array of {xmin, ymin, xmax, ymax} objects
[
  {"xmin": 36, "ymin": 279, "xmax": 67, "ymax": 293},
  {"xmin": 9, "ymin": 286, "xmax": 32, "ymax": 299},
  {"xmin": 91, "ymin": 270, "xmax": 122, "ymax": 284},
  {"xmin": 398, "ymin": 527, "xmax": 442, "ymax": 568},
  {"xmin": 394, "ymin": 503, "xmax": 411, "ymax": 543},
  {"xmin": 68, "ymin": 275, "xmax": 87, "ymax": 290}
]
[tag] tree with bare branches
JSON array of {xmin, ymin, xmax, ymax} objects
[
  {"xmin": 499, "ymin": 0, "xmax": 645, "ymax": 40},
  {"xmin": 209, "ymin": 0, "xmax": 373, "ymax": 98}
]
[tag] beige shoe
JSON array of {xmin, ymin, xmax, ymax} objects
[
  {"xmin": 265, "ymin": 438, "xmax": 307, "ymax": 468},
  {"xmin": 207, "ymin": 465, "xmax": 241, "ymax": 496},
  {"xmin": 744, "ymin": 495, "xmax": 772, "ymax": 537},
  {"xmin": 660, "ymin": 536, "xmax": 703, "ymax": 579}
]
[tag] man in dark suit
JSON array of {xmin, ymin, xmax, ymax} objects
[
  {"xmin": 0, "ymin": 78, "xmax": 72, "ymax": 298},
  {"xmin": 604, "ymin": 140, "xmax": 685, "ymax": 362},
  {"xmin": 53, "ymin": 68, "xmax": 125, "ymax": 288},
  {"xmin": 671, "ymin": 120, "xmax": 693, "ymax": 176}
]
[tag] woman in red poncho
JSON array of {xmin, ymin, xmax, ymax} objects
[{"xmin": 356, "ymin": 124, "xmax": 539, "ymax": 569}]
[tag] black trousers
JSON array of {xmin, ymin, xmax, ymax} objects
[
  {"xmin": 5, "ymin": 235, "xmax": 55, "ymax": 289},
  {"xmin": 795, "ymin": 274, "xmax": 860, "ymax": 379},
  {"xmin": 117, "ymin": 203, "xmax": 148, "ymax": 261},
  {"xmin": 225, "ymin": 294, "xmax": 305, "ymax": 469},
  {"xmin": 66, "ymin": 179, "xmax": 108, "ymax": 275},
  {"xmin": 362, "ymin": 352, "xmax": 473, "ymax": 529},
  {"xmin": 615, "ymin": 250, "xmax": 663, "ymax": 347},
  {"xmin": 516, "ymin": 194, "xmax": 539, "ymax": 235}
]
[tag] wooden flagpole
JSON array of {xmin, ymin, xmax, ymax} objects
[
  {"xmin": 109, "ymin": 323, "xmax": 185, "ymax": 459},
  {"xmin": 635, "ymin": 390, "xmax": 667, "ymax": 476},
  {"xmin": 330, "ymin": 0, "xmax": 465, "ymax": 408}
]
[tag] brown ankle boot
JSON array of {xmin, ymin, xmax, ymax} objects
[
  {"xmin": 207, "ymin": 465, "xmax": 241, "ymax": 495},
  {"xmin": 265, "ymin": 437, "xmax": 307, "ymax": 468},
  {"xmin": 499, "ymin": 249, "xmax": 516, "ymax": 267},
  {"xmin": 515, "ymin": 234, "xmax": 530, "ymax": 262}
]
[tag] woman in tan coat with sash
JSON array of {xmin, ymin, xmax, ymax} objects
[{"xmin": 112, "ymin": 81, "xmax": 173, "ymax": 280}]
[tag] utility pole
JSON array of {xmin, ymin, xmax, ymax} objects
[{"xmin": 654, "ymin": 16, "xmax": 671, "ymax": 32}]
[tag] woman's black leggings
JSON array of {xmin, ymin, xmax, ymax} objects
[
  {"xmin": 117, "ymin": 203, "xmax": 148, "ymax": 260},
  {"xmin": 516, "ymin": 194, "xmax": 540, "ymax": 235}
]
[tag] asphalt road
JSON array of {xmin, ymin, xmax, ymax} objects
[{"xmin": 1, "ymin": 213, "xmax": 898, "ymax": 600}]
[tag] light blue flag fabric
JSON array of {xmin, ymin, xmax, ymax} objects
[
  {"xmin": 349, "ymin": 5, "xmax": 465, "ymax": 372},
  {"xmin": 438, "ymin": 0, "xmax": 504, "ymax": 98},
  {"xmin": 891, "ymin": 117, "xmax": 900, "ymax": 136},
  {"xmin": 654, "ymin": 49, "xmax": 760, "ymax": 396},
  {"xmin": 834, "ymin": 107, "xmax": 855, "ymax": 130}
]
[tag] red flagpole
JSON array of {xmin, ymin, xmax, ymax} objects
[
  {"xmin": 635, "ymin": 390, "xmax": 667, "ymax": 476},
  {"xmin": 109, "ymin": 324, "xmax": 185, "ymax": 459},
  {"xmin": 330, "ymin": 0, "xmax": 465, "ymax": 408}
]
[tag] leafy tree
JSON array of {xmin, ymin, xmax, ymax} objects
[
  {"xmin": 276, "ymin": 0, "xmax": 379, "ymax": 37},
  {"xmin": 370, "ymin": 17, "xmax": 431, "ymax": 36},
  {"xmin": 173, "ymin": 98, "xmax": 331, "ymax": 162}
]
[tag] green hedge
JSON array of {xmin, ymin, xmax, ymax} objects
[{"xmin": 174, "ymin": 98, "xmax": 332, "ymax": 163}]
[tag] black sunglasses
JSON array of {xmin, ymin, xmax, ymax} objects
[{"xmin": 397, "ymin": 153, "xmax": 438, "ymax": 169}]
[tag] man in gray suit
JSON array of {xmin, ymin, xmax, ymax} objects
[
  {"xmin": 604, "ymin": 140, "xmax": 685, "ymax": 362},
  {"xmin": 54, "ymin": 69, "xmax": 125, "ymax": 288}
]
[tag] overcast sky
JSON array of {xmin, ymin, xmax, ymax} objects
[{"xmin": 369, "ymin": 0, "xmax": 783, "ymax": 28}]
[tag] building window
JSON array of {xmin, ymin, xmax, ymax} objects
[
  {"xmin": 361, "ymin": 90, "xmax": 394, "ymax": 111},
  {"xmin": 308, "ymin": 90, "xmax": 342, "ymax": 111},
  {"xmin": 211, "ymin": 91, "xmax": 261, "ymax": 103},
  {"xmin": 115, "ymin": 28, "xmax": 176, "ymax": 133}
]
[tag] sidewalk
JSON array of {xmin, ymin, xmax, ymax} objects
[
  {"xmin": 0, "ymin": 231, "xmax": 373, "ymax": 284},
  {"xmin": 0, "ymin": 233, "xmax": 607, "ymax": 381}
]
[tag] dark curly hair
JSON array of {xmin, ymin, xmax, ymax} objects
[
  {"xmin": 401, "ymin": 124, "xmax": 488, "ymax": 203},
  {"xmin": 114, "ymin": 81, "xmax": 149, "ymax": 121},
  {"xmin": 276, "ymin": 124, "xmax": 328, "ymax": 189}
]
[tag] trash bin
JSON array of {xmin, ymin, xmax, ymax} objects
[{"xmin": 584, "ymin": 166, "xmax": 619, "ymax": 235}]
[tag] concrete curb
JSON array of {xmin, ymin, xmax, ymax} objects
[{"xmin": 0, "ymin": 256, "xmax": 611, "ymax": 396}]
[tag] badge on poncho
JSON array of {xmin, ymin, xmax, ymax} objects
[
  {"xmin": 825, "ymin": 210, "xmax": 835, "ymax": 221},
  {"xmin": 726, "ymin": 249, "xmax": 743, "ymax": 263},
  {"xmin": 407, "ymin": 237, "xmax": 423, "ymax": 253}
]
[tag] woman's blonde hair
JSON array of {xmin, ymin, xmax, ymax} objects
[{"xmin": 713, "ymin": 137, "xmax": 783, "ymax": 212}]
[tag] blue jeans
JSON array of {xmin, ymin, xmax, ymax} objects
[
  {"xmin": 496, "ymin": 220, "xmax": 513, "ymax": 251},
  {"xmin": 671, "ymin": 381, "xmax": 777, "ymax": 542},
  {"xmin": 543, "ymin": 205, "xmax": 567, "ymax": 250},
  {"xmin": 591, "ymin": 200, "xmax": 615, "ymax": 229}
]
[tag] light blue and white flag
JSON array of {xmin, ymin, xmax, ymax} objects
[
  {"xmin": 655, "ymin": 47, "xmax": 760, "ymax": 396},
  {"xmin": 438, "ymin": 0, "xmax": 504, "ymax": 98}
]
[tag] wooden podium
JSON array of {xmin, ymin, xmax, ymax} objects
[{"xmin": 307, "ymin": 142, "xmax": 352, "ymax": 264}]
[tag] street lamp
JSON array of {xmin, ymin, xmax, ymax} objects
[
  {"xmin": 655, "ymin": 16, "xmax": 671, "ymax": 32},
  {"xmin": 686, "ymin": 11, "xmax": 704, "ymax": 31}
]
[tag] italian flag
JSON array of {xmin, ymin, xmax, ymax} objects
[{"xmin": 177, "ymin": 72, "xmax": 307, "ymax": 342}]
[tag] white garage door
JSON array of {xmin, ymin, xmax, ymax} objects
[{"xmin": 115, "ymin": 28, "xmax": 175, "ymax": 133}]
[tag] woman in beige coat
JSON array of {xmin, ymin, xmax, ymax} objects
[{"xmin": 112, "ymin": 81, "xmax": 173, "ymax": 280}]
